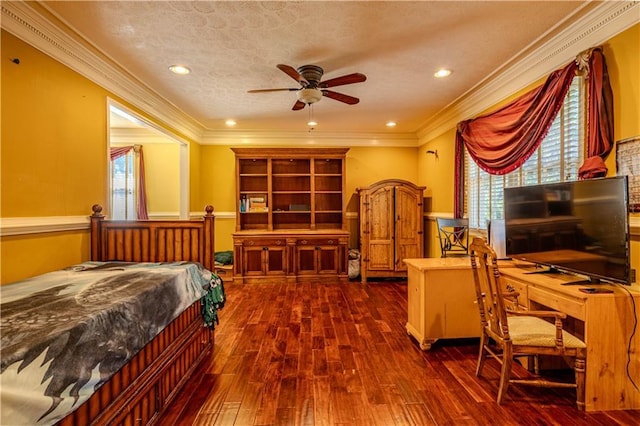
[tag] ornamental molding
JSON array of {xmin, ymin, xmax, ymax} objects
[
  {"xmin": 417, "ymin": 1, "xmax": 639, "ymax": 142},
  {"xmin": 2, "ymin": 1, "xmax": 638, "ymax": 146}
]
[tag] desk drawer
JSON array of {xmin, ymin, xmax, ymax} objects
[
  {"xmin": 527, "ymin": 286, "xmax": 585, "ymax": 320},
  {"xmin": 502, "ymin": 276, "xmax": 528, "ymax": 310}
]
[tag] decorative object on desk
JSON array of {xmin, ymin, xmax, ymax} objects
[
  {"xmin": 616, "ymin": 135, "xmax": 640, "ymax": 212},
  {"xmin": 469, "ymin": 237, "xmax": 587, "ymax": 410},
  {"xmin": 436, "ymin": 217, "xmax": 469, "ymax": 257}
]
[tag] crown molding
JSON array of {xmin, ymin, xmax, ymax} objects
[
  {"xmin": 3, "ymin": 1, "xmax": 637, "ymax": 147},
  {"xmin": 200, "ymin": 130, "xmax": 419, "ymax": 147},
  {"xmin": 110, "ymin": 128, "xmax": 177, "ymax": 145},
  {"xmin": 417, "ymin": 1, "xmax": 640, "ymax": 142},
  {"xmin": 1, "ymin": 1, "xmax": 205, "ymax": 142}
]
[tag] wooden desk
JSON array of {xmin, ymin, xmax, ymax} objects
[
  {"xmin": 500, "ymin": 267, "xmax": 640, "ymax": 412},
  {"xmin": 405, "ymin": 258, "xmax": 640, "ymax": 411}
]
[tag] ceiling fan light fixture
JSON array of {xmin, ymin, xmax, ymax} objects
[{"xmin": 297, "ymin": 88, "xmax": 323, "ymax": 105}]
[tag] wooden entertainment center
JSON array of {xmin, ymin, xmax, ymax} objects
[
  {"xmin": 231, "ymin": 148, "xmax": 349, "ymax": 284},
  {"xmin": 405, "ymin": 257, "xmax": 640, "ymax": 412}
]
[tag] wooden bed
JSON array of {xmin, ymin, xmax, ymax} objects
[{"xmin": 57, "ymin": 204, "xmax": 216, "ymax": 426}]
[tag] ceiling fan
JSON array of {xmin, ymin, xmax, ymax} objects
[{"xmin": 248, "ymin": 64, "xmax": 366, "ymax": 110}]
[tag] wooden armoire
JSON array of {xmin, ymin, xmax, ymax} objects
[{"xmin": 357, "ymin": 179, "xmax": 425, "ymax": 282}]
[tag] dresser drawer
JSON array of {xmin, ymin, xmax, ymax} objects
[
  {"xmin": 242, "ymin": 238, "xmax": 287, "ymax": 247},
  {"xmin": 296, "ymin": 237, "xmax": 339, "ymax": 246}
]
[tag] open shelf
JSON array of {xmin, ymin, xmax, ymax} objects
[{"xmin": 232, "ymin": 147, "xmax": 348, "ymax": 232}]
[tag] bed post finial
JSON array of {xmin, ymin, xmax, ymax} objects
[
  {"xmin": 203, "ymin": 205, "xmax": 215, "ymax": 270},
  {"xmin": 90, "ymin": 205, "xmax": 105, "ymax": 261},
  {"xmin": 92, "ymin": 204, "xmax": 104, "ymax": 217}
]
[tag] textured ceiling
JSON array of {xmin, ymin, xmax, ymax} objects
[{"xmin": 43, "ymin": 1, "xmax": 588, "ymax": 134}]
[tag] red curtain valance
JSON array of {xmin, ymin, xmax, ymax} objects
[{"xmin": 453, "ymin": 47, "xmax": 613, "ymax": 218}]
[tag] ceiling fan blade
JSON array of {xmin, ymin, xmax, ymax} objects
[
  {"xmin": 322, "ymin": 90, "xmax": 360, "ymax": 105},
  {"xmin": 320, "ymin": 73, "xmax": 366, "ymax": 88},
  {"xmin": 247, "ymin": 88, "xmax": 299, "ymax": 93},
  {"xmin": 292, "ymin": 100, "xmax": 306, "ymax": 111},
  {"xmin": 277, "ymin": 64, "xmax": 308, "ymax": 85}
]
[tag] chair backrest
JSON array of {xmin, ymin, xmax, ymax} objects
[
  {"xmin": 469, "ymin": 237, "xmax": 510, "ymax": 342},
  {"xmin": 436, "ymin": 217, "xmax": 469, "ymax": 257}
]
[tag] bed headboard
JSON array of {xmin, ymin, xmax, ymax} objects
[{"xmin": 90, "ymin": 204, "xmax": 215, "ymax": 271}]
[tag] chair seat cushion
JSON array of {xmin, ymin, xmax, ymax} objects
[{"xmin": 507, "ymin": 316, "xmax": 586, "ymax": 348}]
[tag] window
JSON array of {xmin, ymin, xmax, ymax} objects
[
  {"xmin": 111, "ymin": 149, "xmax": 136, "ymax": 220},
  {"xmin": 464, "ymin": 77, "xmax": 584, "ymax": 229}
]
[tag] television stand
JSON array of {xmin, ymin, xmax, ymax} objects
[
  {"xmin": 560, "ymin": 277, "xmax": 606, "ymax": 286},
  {"xmin": 523, "ymin": 265, "xmax": 562, "ymax": 275}
]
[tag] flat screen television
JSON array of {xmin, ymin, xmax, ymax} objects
[{"xmin": 503, "ymin": 176, "xmax": 631, "ymax": 285}]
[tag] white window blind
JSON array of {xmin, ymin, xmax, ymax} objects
[
  {"xmin": 464, "ymin": 77, "xmax": 584, "ymax": 229},
  {"xmin": 110, "ymin": 151, "xmax": 136, "ymax": 220}
]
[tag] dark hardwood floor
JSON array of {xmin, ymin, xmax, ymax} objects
[{"xmin": 161, "ymin": 280, "xmax": 639, "ymax": 425}]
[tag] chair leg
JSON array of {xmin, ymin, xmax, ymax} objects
[
  {"xmin": 497, "ymin": 346, "xmax": 512, "ymax": 404},
  {"xmin": 476, "ymin": 333, "xmax": 487, "ymax": 376},
  {"xmin": 575, "ymin": 352, "xmax": 586, "ymax": 411}
]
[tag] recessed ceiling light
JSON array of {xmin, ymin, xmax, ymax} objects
[
  {"xmin": 169, "ymin": 64, "xmax": 191, "ymax": 75},
  {"xmin": 386, "ymin": 121, "xmax": 397, "ymax": 127},
  {"xmin": 225, "ymin": 119, "xmax": 237, "ymax": 126},
  {"xmin": 434, "ymin": 68, "xmax": 452, "ymax": 78},
  {"xmin": 307, "ymin": 120, "xmax": 318, "ymax": 127}
]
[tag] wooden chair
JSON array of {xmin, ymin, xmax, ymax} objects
[
  {"xmin": 468, "ymin": 237, "xmax": 586, "ymax": 410},
  {"xmin": 436, "ymin": 217, "xmax": 469, "ymax": 257}
]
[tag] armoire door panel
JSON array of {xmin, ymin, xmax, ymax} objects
[{"xmin": 369, "ymin": 242, "xmax": 394, "ymax": 270}]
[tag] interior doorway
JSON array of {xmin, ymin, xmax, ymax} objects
[{"xmin": 107, "ymin": 99, "xmax": 189, "ymax": 219}]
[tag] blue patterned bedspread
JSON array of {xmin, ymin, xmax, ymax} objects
[{"xmin": 0, "ymin": 261, "xmax": 225, "ymax": 425}]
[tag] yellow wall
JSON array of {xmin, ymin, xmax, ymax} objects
[
  {"xmin": 1, "ymin": 31, "xmax": 198, "ymax": 283},
  {"xmin": 603, "ymin": 24, "xmax": 640, "ymax": 279},
  {"xmin": 2, "ymin": 32, "xmax": 108, "ymax": 217},
  {"xmin": 141, "ymin": 143, "xmax": 181, "ymax": 215}
]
